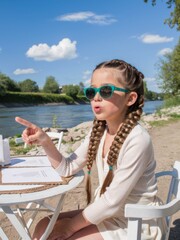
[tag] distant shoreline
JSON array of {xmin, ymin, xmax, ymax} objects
[
  {"xmin": 0, "ymin": 100, "xmax": 163, "ymax": 109},
  {"xmin": 0, "ymin": 102, "xmax": 89, "ymax": 108}
]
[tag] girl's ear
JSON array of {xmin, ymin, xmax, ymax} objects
[{"xmin": 126, "ymin": 92, "xmax": 138, "ymax": 106}]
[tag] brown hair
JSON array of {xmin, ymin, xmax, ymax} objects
[{"xmin": 86, "ymin": 59, "xmax": 144, "ymax": 204}]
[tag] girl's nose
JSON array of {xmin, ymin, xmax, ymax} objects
[{"xmin": 93, "ymin": 92, "xmax": 102, "ymax": 101}]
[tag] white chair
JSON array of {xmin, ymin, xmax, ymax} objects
[
  {"xmin": 13, "ymin": 131, "xmax": 64, "ymax": 233},
  {"xmin": 45, "ymin": 131, "xmax": 64, "ymax": 151},
  {"xmin": 125, "ymin": 160, "xmax": 180, "ymax": 240},
  {"xmin": 15, "ymin": 131, "xmax": 63, "ymax": 151}
]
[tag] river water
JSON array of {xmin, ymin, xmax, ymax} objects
[{"xmin": 0, "ymin": 100, "xmax": 163, "ymax": 138}]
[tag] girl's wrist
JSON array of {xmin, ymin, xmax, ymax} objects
[{"xmin": 41, "ymin": 135, "xmax": 53, "ymax": 147}]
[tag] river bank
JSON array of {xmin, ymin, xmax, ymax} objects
[
  {"xmin": 0, "ymin": 99, "xmax": 163, "ymax": 109},
  {"xmin": 0, "ymin": 101, "xmax": 88, "ymax": 108}
]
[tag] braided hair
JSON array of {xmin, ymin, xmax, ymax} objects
[{"xmin": 86, "ymin": 59, "xmax": 144, "ymax": 204}]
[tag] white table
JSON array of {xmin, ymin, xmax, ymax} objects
[{"xmin": 0, "ymin": 156, "xmax": 84, "ymax": 240}]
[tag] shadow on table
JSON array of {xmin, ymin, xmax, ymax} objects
[{"xmin": 169, "ymin": 219, "xmax": 180, "ymax": 240}]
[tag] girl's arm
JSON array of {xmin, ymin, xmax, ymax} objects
[
  {"xmin": 15, "ymin": 116, "xmax": 63, "ymax": 168},
  {"xmin": 15, "ymin": 116, "xmax": 92, "ymax": 173}
]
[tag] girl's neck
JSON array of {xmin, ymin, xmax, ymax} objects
[{"xmin": 106, "ymin": 121, "xmax": 123, "ymax": 136}]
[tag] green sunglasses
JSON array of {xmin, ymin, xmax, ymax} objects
[{"xmin": 84, "ymin": 85, "xmax": 129, "ymax": 100}]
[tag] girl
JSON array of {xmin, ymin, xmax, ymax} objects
[{"xmin": 15, "ymin": 59, "xmax": 166, "ymax": 240}]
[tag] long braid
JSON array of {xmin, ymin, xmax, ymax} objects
[
  {"xmin": 100, "ymin": 96, "xmax": 144, "ymax": 195},
  {"xmin": 86, "ymin": 119, "xmax": 106, "ymax": 204},
  {"xmin": 86, "ymin": 59, "xmax": 145, "ymax": 202}
]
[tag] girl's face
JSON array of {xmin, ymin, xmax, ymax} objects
[{"xmin": 90, "ymin": 68, "xmax": 131, "ymax": 124}]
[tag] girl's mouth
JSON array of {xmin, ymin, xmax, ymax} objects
[{"xmin": 94, "ymin": 106, "xmax": 102, "ymax": 113}]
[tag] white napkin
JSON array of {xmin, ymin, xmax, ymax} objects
[{"xmin": 0, "ymin": 135, "xmax": 11, "ymax": 165}]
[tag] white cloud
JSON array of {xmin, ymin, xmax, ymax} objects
[
  {"xmin": 56, "ymin": 11, "xmax": 117, "ymax": 25},
  {"xmin": 157, "ymin": 48, "xmax": 173, "ymax": 56},
  {"xmin": 138, "ymin": 34, "xmax": 174, "ymax": 44},
  {"xmin": 26, "ymin": 38, "xmax": 77, "ymax": 62},
  {"xmin": 13, "ymin": 68, "xmax": 37, "ymax": 75}
]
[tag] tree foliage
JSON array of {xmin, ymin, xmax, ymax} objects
[
  {"xmin": 18, "ymin": 79, "xmax": 39, "ymax": 92},
  {"xmin": 143, "ymin": 80, "xmax": 148, "ymax": 97},
  {"xmin": 43, "ymin": 76, "xmax": 59, "ymax": 93},
  {"xmin": 79, "ymin": 81, "xmax": 85, "ymax": 95},
  {"xmin": 0, "ymin": 84, "xmax": 6, "ymax": 96},
  {"xmin": 144, "ymin": 80, "xmax": 163, "ymax": 100},
  {"xmin": 157, "ymin": 39, "xmax": 180, "ymax": 95},
  {"xmin": 62, "ymin": 84, "xmax": 81, "ymax": 98},
  {"xmin": 144, "ymin": 0, "xmax": 180, "ymax": 30},
  {"xmin": 0, "ymin": 73, "xmax": 20, "ymax": 92}
]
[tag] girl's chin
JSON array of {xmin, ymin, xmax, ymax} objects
[{"xmin": 94, "ymin": 115, "xmax": 106, "ymax": 121}]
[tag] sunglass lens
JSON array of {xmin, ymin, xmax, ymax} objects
[
  {"xmin": 100, "ymin": 86, "xmax": 112, "ymax": 98},
  {"xmin": 85, "ymin": 88, "xmax": 95, "ymax": 99}
]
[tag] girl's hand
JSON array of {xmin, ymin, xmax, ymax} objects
[
  {"xmin": 48, "ymin": 218, "xmax": 75, "ymax": 240},
  {"xmin": 15, "ymin": 116, "xmax": 49, "ymax": 146}
]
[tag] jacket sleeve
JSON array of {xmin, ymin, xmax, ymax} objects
[{"xmin": 55, "ymin": 129, "xmax": 92, "ymax": 176}]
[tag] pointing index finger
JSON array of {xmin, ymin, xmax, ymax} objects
[{"xmin": 15, "ymin": 116, "xmax": 37, "ymax": 129}]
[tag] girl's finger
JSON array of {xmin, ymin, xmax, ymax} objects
[{"xmin": 15, "ymin": 116, "xmax": 37, "ymax": 129}]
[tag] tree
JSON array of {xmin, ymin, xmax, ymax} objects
[
  {"xmin": 62, "ymin": 84, "xmax": 80, "ymax": 98},
  {"xmin": 0, "ymin": 84, "xmax": 6, "ymax": 96},
  {"xmin": 143, "ymin": 80, "xmax": 148, "ymax": 99},
  {"xmin": 79, "ymin": 82, "xmax": 85, "ymax": 95},
  {"xmin": 0, "ymin": 73, "xmax": 20, "ymax": 92},
  {"xmin": 79, "ymin": 82, "xmax": 84, "ymax": 88},
  {"xmin": 144, "ymin": 0, "xmax": 180, "ymax": 30},
  {"xmin": 18, "ymin": 79, "xmax": 39, "ymax": 92},
  {"xmin": 43, "ymin": 76, "xmax": 59, "ymax": 93},
  {"xmin": 157, "ymin": 39, "xmax": 180, "ymax": 95}
]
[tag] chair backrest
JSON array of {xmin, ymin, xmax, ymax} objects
[
  {"xmin": 171, "ymin": 161, "xmax": 180, "ymax": 199},
  {"xmin": 155, "ymin": 161, "xmax": 180, "ymax": 226},
  {"xmin": 155, "ymin": 161, "xmax": 180, "ymax": 204},
  {"xmin": 125, "ymin": 160, "xmax": 180, "ymax": 240},
  {"xmin": 46, "ymin": 131, "xmax": 64, "ymax": 151},
  {"xmin": 15, "ymin": 131, "xmax": 63, "ymax": 151},
  {"xmin": 160, "ymin": 161, "xmax": 180, "ymax": 231}
]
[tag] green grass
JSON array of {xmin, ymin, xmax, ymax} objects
[
  {"xmin": 151, "ymin": 95, "xmax": 180, "ymax": 127},
  {"xmin": 9, "ymin": 138, "xmax": 34, "ymax": 155},
  {"xmin": 169, "ymin": 113, "xmax": 180, "ymax": 119},
  {"xmin": 149, "ymin": 115, "xmax": 180, "ymax": 127},
  {"xmin": 163, "ymin": 95, "xmax": 180, "ymax": 108}
]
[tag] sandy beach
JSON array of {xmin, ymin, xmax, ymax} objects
[{"xmin": 1, "ymin": 120, "xmax": 180, "ymax": 239}]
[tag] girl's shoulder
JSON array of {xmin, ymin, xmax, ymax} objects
[
  {"xmin": 124, "ymin": 123, "xmax": 152, "ymax": 147},
  {"xmin": 131, "ymin": 123, "xmax": 150, "ymax": 137}
]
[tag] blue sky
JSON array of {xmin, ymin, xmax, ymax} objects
[{"xmin": 0, "ymin": 0, "xmax": 179, "ymax": 92}]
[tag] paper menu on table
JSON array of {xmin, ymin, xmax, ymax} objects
[
  {"xmin": 10, "ymin": 156, "xmax": 51, "ymax": 167},
  {"xmin": 1, "ymin": 167, "xmax": 62, "ymax": 183}
]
